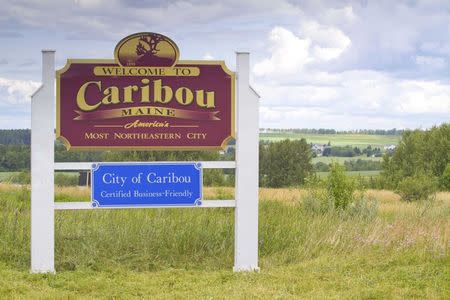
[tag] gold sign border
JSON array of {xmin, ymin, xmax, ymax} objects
[{"xmin": 56, "ymin": 59, "xmax": 235, "ymax": 151}]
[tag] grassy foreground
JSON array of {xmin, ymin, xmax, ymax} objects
[{"xmin": 0, "ymin": 184, "xmax": 449, "ymax": 299}]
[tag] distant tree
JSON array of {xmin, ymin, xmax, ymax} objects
[
  {"xmin": 381, "ymin": 123, "xmax": 450, "ymax": 189},
  {"xmin": 259, "ymin": 139, "xmax": 313, "ymax": 188},
  {"xmin": 0, "ymin": 145, "xmax": 30, "ymax": 171}
]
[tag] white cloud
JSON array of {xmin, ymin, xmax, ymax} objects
[
  {"xmin": 253, "ymin": 26, "xmax": 312, "ymax": 76},
  {"xmin": 0, "ymin": 77, "xmax": 40, "ymax": 104},
  {"xmin": 301, "ymin": 20, "xmax": 351, "ymax": 61},
  {"xmin": 0, "ymin": 77, "xmax": 39, "ymax": 128},
  {"xmin": 256, "ymin": 70, "xmax": 450, "ymax": 129},
  {"xmin": 252, "ymin": 6, "xmax": 450, "ymax": 129},
  {"xmin": 253, "ymin": 21, "xmax": 351, "ymax": 76},
  {"xmin": 395, "ymin": 80, "xmax": 450, "ymax": 114}
]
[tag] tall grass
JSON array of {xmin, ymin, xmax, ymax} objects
[{"xmin": 0, "ymin": 184, "xmax": 448, "ymax": 274}]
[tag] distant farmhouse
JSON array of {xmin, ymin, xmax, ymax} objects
[
  {"xmin": 311, "ymin": 143, "xmax": 330, "ymax": 156},
  {"xmin": 383, "ymin": 144, "xmax": 397, "ymax": 152}
]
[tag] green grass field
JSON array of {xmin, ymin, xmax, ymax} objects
[
  {"xmin": 0, "ymin": 185, "xmax": 448, "ymax": 298},
  {"xmin": 261, "ymin": 133, "xmax": 400, "ymax": 147},
  {"xmin": 312, "ymin": 155, "xmax": 383, "ymax": 164}
]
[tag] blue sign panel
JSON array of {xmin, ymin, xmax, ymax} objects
[{"xmin": 91, "ymin": 163, "xmax": 202, "ymax": 207}]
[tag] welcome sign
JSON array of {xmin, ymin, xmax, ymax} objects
[
  {"xmin": 31, "ymin": 42, "xmax": 259, "ymax": 274},
  {"xmin": 56, "ymin": 32, "xmax": 235, "ymax": 150}
]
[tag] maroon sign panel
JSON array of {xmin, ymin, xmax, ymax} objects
[{"xmin": 56, "ymin": 32, "xmax": 235, "ymax": 150}]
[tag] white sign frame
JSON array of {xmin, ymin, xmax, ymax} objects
[{"xmin": 30, "ymin": 50, "xmax": 259, "ymax": 273}]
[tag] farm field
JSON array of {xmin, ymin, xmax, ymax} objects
[
  {"xmin": 0, "ymin": 184, "xmax": 448, "ymax": 298},
  {"xmin": 261, "ymin": 132, "xmax": 400, "ymax": 147},
  {"xmin": 312, "ymin": 155, "xmax": 383, "ymax": 164}
]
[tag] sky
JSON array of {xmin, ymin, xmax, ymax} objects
[{"xmin": 0, "ymin": 0, "xmax": 449, "ymax": 130}]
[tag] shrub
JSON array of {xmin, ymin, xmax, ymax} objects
[
  {"xmin": 326, "ymin": 163, "xmax": 356, "ymax": 210},
  {"xmin": 396, "ymin": 174, "xmax": 438, "ymax": 202},
  {"xmin": 303, "ymin": 164, "xmax": 377, "ymax": 218}
]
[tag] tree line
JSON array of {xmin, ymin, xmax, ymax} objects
[
  {"xmin": 261, "ymin": 128, "xmax": 403, "ymax": 135},
  {"xmin": 0, "ymin": 125, "xmax": 448, "ymax": 190},
  {"xmin": 0, "ymin": 130, "xmax": 30, "ymax": 145},
  {"xmin": 321, "ymin": 145, "xmax": 383, "ymax": 157}
]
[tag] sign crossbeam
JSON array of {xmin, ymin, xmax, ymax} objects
[
  {"xmin": 55, "ymin": 200, "xmax": 236, "ymax": 210},
  {"xmin": 55, "ymin": 161, "xmax": 235, "ymax": 170}
]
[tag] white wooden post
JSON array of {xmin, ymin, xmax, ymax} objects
[
  {"xmin": 31, "ymin": 50, "xmax": 55, "ymax": 273},
  {"xmin": 234, "ymin": 52, "xmax": 260, "ymax": 272}
]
